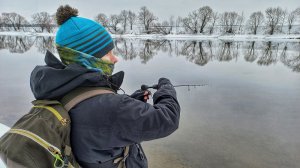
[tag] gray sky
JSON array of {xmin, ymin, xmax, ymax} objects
[{"xmin": 0, "ymin": 0, "xmax": 299, "ymax": 21}]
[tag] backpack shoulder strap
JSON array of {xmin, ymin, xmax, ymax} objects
[{"xmin": 61, "ymin": 87, "xmax": 115, "ymax": 112}]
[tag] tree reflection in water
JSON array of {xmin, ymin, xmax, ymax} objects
[
  {"xmin": 257, "ymin": 41, "xmax": 279, "ymax": 66},
  {"xmin": 114, "ymin": 39, "xmax": 171, "ymax": 64},
  {"xmin": 217, "ymin": 41, "xmax": 239, "ymax": 62},
  {"xmin": 179, "ymin": 41, "xmax": 211, "ymax": 66},
  {"xmin": 0, "ymin": 35, "xmax": 34, "ymax": 53},
  {"xmin": 280, "ymin": 42, "xmax": 300, "ymax": 72},
  {"xmin": 34, "ymin": 36, "xmax": 56, "ymax": 54},
  {"xmin": 138, "ymin": 40, "xmax": 166, "ymax": 64},
  {"xmin": 0, "ymin": 36, "xmax": 5, "ymax": 50},
  {"xmin": 0, "ymin": 35, "xmax": 299, "ymax": 73},
  {"xmin": 114, "ymin": 38, "xmax": 138, "ymax": 61},
  {"xmin": 244, "ymin": 41, "xmax": 258, "ymax": 62}
]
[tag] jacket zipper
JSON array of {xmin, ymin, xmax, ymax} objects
[
  {"xmin": 9, "ymin": 128, "xmax": 61, "ymax": 156},
  {"xmin": 33, "ymin": 105, "xmax": 69, "ymax": 126},
  {"xmin": 9, "ymin": 129, "xmax": 67, "ymax": 168}
]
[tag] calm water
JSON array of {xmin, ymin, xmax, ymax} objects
[{"xmin": 0, "ymin": 35, "xmax": 300, "ymax": 168}]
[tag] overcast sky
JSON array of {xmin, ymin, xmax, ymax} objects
[{"xmin": 1, "ymin": 0, "xmax": 299, "ymax": 21}]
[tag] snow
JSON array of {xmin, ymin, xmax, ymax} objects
[
  {"xmin": 0, "ymin": 31, "xmax": 300, "ymax": 42},
  {"xmin": 0, "ymin": 31, "xmax": 55, "ymax": 37},
  {"xmin": 0, "ymin": 123, "xmax": 9, "ymax": 168},
  {"xmin": 0, "ymin": 123, "xmax": 9, "ymax": 137}
]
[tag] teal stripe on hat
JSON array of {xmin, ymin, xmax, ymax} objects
[
  {"xmin": 66, "ymin": 28, "xmax": 104, "ymax": 48},
  {"xmin": 81, "ymin": 34, "xmax": 111, "ymax": 54},
  {"xmin": 75, "ymin": 30, "xmax": 109, "ymax": 51},
  {"xmin": 57, "ymin": 24, "xmax": 99, "ymax": 46},
  {"xmin": 89, "ymin": 38, "xmax": 113, "ymax": 55}
]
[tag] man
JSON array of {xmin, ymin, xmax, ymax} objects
[{"xmin": 30, "ymin": 5, "xmax": 180, "ymax": 168}]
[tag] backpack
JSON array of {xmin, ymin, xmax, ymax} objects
[{"xmin": 0, "ymin": 87, "xmax": 114, "ymax": 168}]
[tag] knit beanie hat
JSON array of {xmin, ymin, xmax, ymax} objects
[{"xmin": 55, "ymin": 5, "xmax": 115, "ymax": 74}]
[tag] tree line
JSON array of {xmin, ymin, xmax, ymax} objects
[{"xmin": 1, "ymin": 6, "xmax": 300, "ymax": 35}]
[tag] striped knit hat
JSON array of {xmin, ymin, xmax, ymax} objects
[{"xmin": 55, "ymin": 5, "xmax": 114, "ymax": 59}]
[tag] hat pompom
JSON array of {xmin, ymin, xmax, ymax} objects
[{"xmin": 56, "ymin": 5, "xmax": 79, "ymax": 26}]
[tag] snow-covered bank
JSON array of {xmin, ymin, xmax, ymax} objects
[
  {"xmin": 0, "ymin": 31, "xmax": 55, "ymax": 37},
  {"xmin": 1, "ymin": 31, "xmax": 300, "ymax": 41}
]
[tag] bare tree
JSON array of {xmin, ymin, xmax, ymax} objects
[
  {"xmin": 197, "ymin": 6, "xmax": 214, "ymax": 33},
  {"xmin": 296, "ymin": 7, "xmax": 300, "ymax": 15},
  {"xmin": 237, "ymin": 12, "xmax": 245, "ymax": 34},
  {"xmin": 175, "ymin": 16, "xmax": 182, "ymax": 34},
  {"xmin": 95, "ymin": 13, "xmax": 120, "ymax": 33},
  {"xmin": 265, "ymin": 7, "xmax": 285, "ymax": 35},
  {"xmin": 280, "ymin": 9, "xmax": 288, "ymax": 33},
  {"xmin": 2, "ymin": 12, "xmax": 28, "ymax": 31},
  {"xmin": 0, "ymin": 15, "xmax": 3, "ymax": 31},
  {"xmin": 138, "ymin": 6, "xmax": 158, "ymax": 34},
  {"xmin": 181, "ymin": 6, "xmax": 213, "ymax": 34},
  {"xmin": 153, "ymin": 16, "xmax": 174, "ymax": 35},
  {"xmin": 94, "ymin": 13, "xmax": 109, "ymax": 27},
  {"xmin": 208, "ymin": 12, "xmax": 218, "ymax": 34},
  {"xmin": 247, "ymin": 11, "xmax": 264, "ymax": 35},
  {"xmin": 119, "ymin": 10, "xmax": 129, "ymax": 34},
  {"xmin": 219, "ymin": 12, "xmax": 241, "ymax": 34},
  {"xmin": 128, "ymin": 10, "xmax": 136, "ymax": 31},
  {"xmin": 31, "ymin": 12, "xmax": 54, "ymax": 33},
  {"xmin": 51, "ymin": 13, "xmax": 57, "ymax": 27},
  {"xmin": 169, "ymin": 16, "xmax": 175, "ymax": 32},
  {"xmin": 107, "ymin": 14, "xmax": 122, "ymax": 34},
  {"xmin": 153, "ymin": 21, "xmax": 172, "ymax": 35},
  {"xmin": 182, "ymin": 10, "xmax": 199, "ymax": 34},
  {"xmin": 287, "ymin": 8, "xmax": 300, "ymax": 34}
]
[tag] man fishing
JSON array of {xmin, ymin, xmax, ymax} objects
[{"xmin": 29, "ymin": 5, "xmax": 180, "ymax": 168}]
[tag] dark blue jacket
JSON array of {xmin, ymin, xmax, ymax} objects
[{"xmin": 30, "ymin": 51, "xmax": 181, "ymax": 168}]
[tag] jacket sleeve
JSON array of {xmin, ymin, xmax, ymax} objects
[{"xmin": 114, "ymin": 84, "xmax": 180, "ymax": 143}]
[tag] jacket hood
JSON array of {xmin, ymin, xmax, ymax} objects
[{"xmin": 30, "ymin": 51, "xmax": 124, "ymax": 100}]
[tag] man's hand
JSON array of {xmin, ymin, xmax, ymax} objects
[
  {"xmin": 130, "ymin": 89, "xmax": 151, "ymax": 102},
  {"xmin": 157, "ymin": 78, "xmax": 173, "ymax": 89}
]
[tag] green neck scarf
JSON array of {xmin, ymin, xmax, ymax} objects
[{"xmin": 56, "ymin": 45, "xmax": 114, "ymax": 75}]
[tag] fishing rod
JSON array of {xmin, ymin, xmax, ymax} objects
[
  {"xmin": 141, "ymin": 84, "xmax": 207, "ymax": 91},
  {"xmin": 139, "ymin": 83, "xmax": 207, "ymax": 102}
]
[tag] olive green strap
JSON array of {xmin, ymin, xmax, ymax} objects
[{"xmin": 62, "ymin": 87, "xmax": 115, "ymax": 112}]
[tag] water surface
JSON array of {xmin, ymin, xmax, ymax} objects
[{"xmin": 0, "ymin": 36, "xmax": 300, "ymax": 168}]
